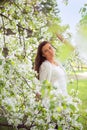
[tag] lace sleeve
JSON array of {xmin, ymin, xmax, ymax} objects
[{"xmin": 39, "ymin": 61, "xmax": 52, "ymax": 82}]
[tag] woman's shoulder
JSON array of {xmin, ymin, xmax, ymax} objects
[
  {"xmin": 40, "ymin": 60, "xmax": 51, "ymax": 69},
  {"xmin": 41, "ymin": 60, "xmax": 50, "ymax": 66}
]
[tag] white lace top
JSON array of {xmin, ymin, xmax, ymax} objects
[{"xmin": 39, "ymin": 60, "xmax": 68, "ymax": 96}]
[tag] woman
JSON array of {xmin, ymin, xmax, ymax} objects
[{"xmin": 34, "ymin": 35, "xmax": 74, "ymax": 96}]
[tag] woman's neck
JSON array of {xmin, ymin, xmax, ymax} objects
[
  {"xmin": 47, "ymin": 58, "xmax": 56, "ymax": 65},
  {"xmin": 47, "ymin": 57, "xmax": 59, "ymax": 66}
]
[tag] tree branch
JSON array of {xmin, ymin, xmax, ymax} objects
[
  {"xmin": 0, "ymin": 123, "xmax": 13, "ymax": 128},
  {"xmin": 0, "ymin": 13, "xmax": 12, "ymax": 21},
  {"xmin": 0, "ymin": 123, "xmax": 27, "ymax": 130}
]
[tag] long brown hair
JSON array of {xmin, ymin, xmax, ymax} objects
[{"xmin": 34, "ymin": 41, "xmax": 49, "ymax": 77}]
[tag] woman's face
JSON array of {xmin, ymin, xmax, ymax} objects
[{"xmin": 42, "ymin": 43, "xmax": 55, "ymax": 60}]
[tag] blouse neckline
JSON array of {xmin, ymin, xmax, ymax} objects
[{"xmin": 47, "ymin": 60, "xmax": 59, "ymax": 67}]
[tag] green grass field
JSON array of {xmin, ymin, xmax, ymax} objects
[
  {"xmin": 68, "ymin": 79, "xmax": 87, "ymax": 110},
  {"xmin": 68, "ymin": 79, "xmax": 87, "ymax": 130}
]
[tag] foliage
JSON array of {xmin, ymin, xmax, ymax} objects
[{"xmin": 78, "ymin": 4, "xmax": 87, "ymax": 38}]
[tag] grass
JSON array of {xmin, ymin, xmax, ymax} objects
[
  {"xmin": 68, "ymin": 79, "xmax": 87, "ymax": 130},
  {"xmin": 68, "ymin": 79, "xmax": 87, "ymax": 110}
]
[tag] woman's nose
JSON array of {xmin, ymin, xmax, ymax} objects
[
  {"xmin": 48, "ymin": 50, "xmax": 51, "ymax": 53},
  {"xmin": 49, "ymin": 49, "xmax": 52, "ymax": 53}
]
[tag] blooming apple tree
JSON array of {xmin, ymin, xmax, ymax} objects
[{"xmin": 0, "ymin": 0, "xmax": 83, "ymax": 130}]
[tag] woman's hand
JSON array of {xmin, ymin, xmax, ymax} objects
[
  {"xmin": 56, "ymin": 33, "xmax": 75, "ymax": 50},
  {"xmin": 56, "ymin": 33, "xmax": 65, "ymax": 43},
  {"xmin": 35, "ymin": 92, "xmax": 41, "ymax": 101}
]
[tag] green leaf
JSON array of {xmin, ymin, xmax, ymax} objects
[
  {"xmin": 0, "ymin": 59, "xmax": 2, "ymax": 65},
  {"xmin": 58, "ymin": 126, "xmax": 62, "ymax": 130},
  {"xmin": 69, "ymin": 104, "xmax": 76, "ymax": 112},
  {"xmin": 57, "ymin": 106, "xmax": 62, "ymax": 112},
  {"xmin": 82, "ymin": 8, "xmax": 86, "ymax": 12}
]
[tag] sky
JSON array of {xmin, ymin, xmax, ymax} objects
[
  {"xmin": 57, "ymin": 0, "xmax": 87, "ymax": 61},
  {"xmin": 57, "ymin": 0, "xmax": 87, "ymax": 37}
]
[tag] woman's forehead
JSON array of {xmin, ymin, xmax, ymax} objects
[{"xmin": 42, "ymin": 43, "xmax": 51, "ymax": 48}]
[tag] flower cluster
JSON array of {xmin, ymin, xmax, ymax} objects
[{"xmin": 0, "ymin": 67, "xmax": 83, "ymax": 129}]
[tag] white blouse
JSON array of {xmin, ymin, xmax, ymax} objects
[{"xmin": 39, "ymin": 60, "xmax": 68, "ymax": 96}]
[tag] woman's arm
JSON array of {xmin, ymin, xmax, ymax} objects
[
  {"xmin": 56, "ymin": 33, "xmax": 75, "ymax": 50},
  {"xmin": 39, "ymin": 61, "xmax": 52, "ymax": 82}
]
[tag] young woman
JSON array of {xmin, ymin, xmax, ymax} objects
[{"xmin": 34, "ymin": 34, "xmax": 74, "ymax": 96}]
